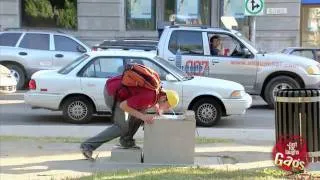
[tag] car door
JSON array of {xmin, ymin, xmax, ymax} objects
[
  {"xmin": 53, "ymin": 34, "xmax": 87, "ymax": 69},
  {"xmin": 18, "ymin": 33, "xmax": 54, "ymax": 70},
  {"xmin": 79, "ymin": 57, "xmax": 125, "ymax": 112},
  {"xmin": 164, "ymin": 30, "xmax": 210, "ymax": 77},
  {"xmin": 125, "ymin": 57, "xmax": 184, "ymax": 113},
  {"xmin": 203, "ymin": 32, "xmax": 258, "ymax": 92}
]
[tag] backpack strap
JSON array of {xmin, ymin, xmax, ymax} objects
[{"xmin": 110, "ymin": 89, "xmax": 119, "ymax": 121}]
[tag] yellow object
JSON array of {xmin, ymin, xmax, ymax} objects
[
  {"xmin": 307, "ymin": 65, "xmax": 320, "ymax": 75},
  {"xmin": 164, "ymin": 90, "xmax": 179, "ymax": 108}
]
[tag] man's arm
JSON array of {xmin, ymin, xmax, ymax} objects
[
  {"xmin": 153, "ymin": 103, "xmax": 163, "ymax": 115},
  {"xmin": 119, "ymin": 100, "xmax": 155, "ymax": 124}
]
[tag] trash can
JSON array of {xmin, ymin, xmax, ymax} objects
[{"xmin": 275, "ymin": 89, "xmax": 320, "ymax": 162}]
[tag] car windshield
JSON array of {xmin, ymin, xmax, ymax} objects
[
  {"xmin": 58, "ymin": 54, "xmax": 89, "ymax": 74},
  {"xmin": 154, "ymin": 56, "xmax": 192, "ymax": 80},
  {"xmin": 233, "ymin": 31, "xmax": 259, "ymax": 54}
]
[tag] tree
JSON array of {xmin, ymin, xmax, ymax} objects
[
  {"xmin": 23, "ymin": 0, "xmax": 77, "ymax": 29},
  {"xmin": 56, "ymin": 0, "xmax": 77, "ymax": 29},
  {"xmin": 25, "ymin": 0, "xmax": 54, "ymax": 19}
]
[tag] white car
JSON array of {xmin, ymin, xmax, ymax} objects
[
  {"xmin": 24, "ymin": 50, "xmax": 252, "ymax": 126},
  {"xmin": 0, "ymin": 64, "xmax": 17, "ymax": 94}
]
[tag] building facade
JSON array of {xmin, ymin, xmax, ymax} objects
[{"xmin": 0, "ymin": 0, "xmax": 318, "ymax": 52}]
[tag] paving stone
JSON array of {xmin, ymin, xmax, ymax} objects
[{"xmin": 110, "ymin": 146, "xmax": 142, "ymax": 163}]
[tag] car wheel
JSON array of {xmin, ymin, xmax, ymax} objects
[
  {"xmin": 192, "ymin": 98, "xmax": 222, "ymax": 127},
  {"xmin": 62, "ymin": 96, "xmax": 93, "ymax": 124},
  {"xmin": 264, "ymin": 76, "xmax": 301, "ymax": 109},
  {"xmin": 5, "ymin": 64, "xmax": 26, "ymax": 90}
]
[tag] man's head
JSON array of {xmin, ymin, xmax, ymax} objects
[
  {"xmin": 210, "ymin": 35, "xmax": 221, "ymax": 48},
  {"xmin": 158, "ymin": 90, "xmax": 179, "ymax": 111}
]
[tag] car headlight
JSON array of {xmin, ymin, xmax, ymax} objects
[
  {"xmin": 306, "ymin": 65, "xmax": 320, "ymax": 75},
  {"xmin": 230, "ymin": 90, "xmax": 245, "ymax": 98}
]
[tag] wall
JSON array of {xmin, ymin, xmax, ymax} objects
[
  {"xmin": 0, "ymin": 0, "xmax": 302, "ymax": 51},
  {"xmin": 0, "ymin": 0, "xmax": 20, "ymax": 30},
  {"xmin": 76, "ymin": 0, "xmax": 157, "ymax": 46},
  {"xmin": 255, "ymin": 0, "xmax": 301, "ymax": 52}
]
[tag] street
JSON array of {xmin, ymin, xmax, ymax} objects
[{"xmin": 0, "ymin": 92, "xmax": 275, "ymax": 129}]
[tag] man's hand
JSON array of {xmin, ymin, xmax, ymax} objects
[
  {"xmin": 141, "ymin": 114, "xmax": 156, "ymax": 124},
  {"xmin": 154, "ymin": 103, "xmax": 163, "ymax": 115}
]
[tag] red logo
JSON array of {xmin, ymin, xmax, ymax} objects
[{"xmin": 272, "ymin": 135, "xmax": 309, "ymax": 173}]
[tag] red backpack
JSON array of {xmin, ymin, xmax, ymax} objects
[{"xmin": 105, "ymin": 63, "xmax": 162, "ymax": 114}]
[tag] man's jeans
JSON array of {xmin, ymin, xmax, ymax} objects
[{"xmin": 80, "ymin": 90, "xmax": 143, "ymax": 151}]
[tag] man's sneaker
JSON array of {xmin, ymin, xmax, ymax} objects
[
  {"xmin": 119, "ymin": 137, "xmax": 136, "ymax": 148},
  {"xmin": 80, "ymin": 147, "xmax": 94, "ymax": 161}
]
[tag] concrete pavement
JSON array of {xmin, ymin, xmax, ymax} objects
[{"xmin": 0, "ymin": 139, "xmax": 319, "ymax": 180}]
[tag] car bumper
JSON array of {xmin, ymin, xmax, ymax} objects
[
  {"xmin": 222, "ymin": 93, "xmax": 252, "ymax": 115},
  {"xmin": 304, "ymin": 75, "xmax": 320, "ymax": 89},
  {"xmin": 0, "ymin": 85, "xmax": 16, "ymax": 94},
  {"xmin": 24, "ymin": 91, "xmax": 63, "ymax": 110}
]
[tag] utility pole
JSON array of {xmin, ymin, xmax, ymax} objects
[{"xmin": 249, "ymin": 16, "xmax": 256, "ymax": 46}]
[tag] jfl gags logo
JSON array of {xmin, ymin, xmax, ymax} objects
[{"xmin": 272, "ymin": 136, "xmax": 309, "ymax": 173}]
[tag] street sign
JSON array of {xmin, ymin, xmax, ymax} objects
[
  {"xmin": 266, "ymin": 8, "xmax": 287, "ymax": 15},
  {"xmin": 244, "ymin": 0, "xmax": 264, "ymax": 16}
]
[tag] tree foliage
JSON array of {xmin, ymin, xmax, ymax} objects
[
  {"xmin": 25, "ymin": 0, "xmax": 54, "ymax": 18},
  {"xmin": 56, "ymin": 0, "xmax": 77, "ymax": 29},
  {"xmin": 24, "ymin": 0, "xmax": 77, "ymax": 29}
]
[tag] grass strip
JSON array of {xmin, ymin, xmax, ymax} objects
[{"xmin": 64, "ymin": 167, "xmax": 288, "ymax": 180}]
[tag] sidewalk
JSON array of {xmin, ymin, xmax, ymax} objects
[
  {"xmin": 0, "ymin": 135, "xmax": 319, "ymax": 180},
  {"xmin": 0, "ymin": 139, "xmax": 278, "ymax": 180}
]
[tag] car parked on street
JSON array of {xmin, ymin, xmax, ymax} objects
[
  {"xmin": 281, "ymin": 47, "xmax": 320, "ymax": 62},
  {"xmin": 24, "ymin": 50, "xmax": 252, "ymax": 127},
  {"xmin": 0, "ymin": 64, "xmax": 17, "ymax": 94},
  {"xmin": 0, "ymin": 28, "xmax": 91, "ymax": 90},
  {"xmin": 156, "ymin": 25, "xmax": 320, "ymax": 108}
]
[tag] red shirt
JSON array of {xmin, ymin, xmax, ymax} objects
[{"xmin": 106, "ymin": 76, "xmax": 158, "ymax": 110}]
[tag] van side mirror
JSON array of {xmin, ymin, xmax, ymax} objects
[
  {"xmin": 243, "ymin": 48, "xmax": 252, "ymax": 57},
  {"xmin": 165, "ymin": 74, "xmax": 177, "ymax": 82},
  {"xmin": 77, "ymin": 45, "xmax": 87, "ymax": 53}
]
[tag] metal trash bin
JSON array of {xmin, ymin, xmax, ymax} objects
[{"xmin": 275, "ymin": 89, "xmax": 320, "ymax": 162}]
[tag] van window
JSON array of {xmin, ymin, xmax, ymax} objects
[
  {"xmin": 208, "ymin": 33, "xmax": 250, "ymax": 58},
  {"xmin": 291, "ymin": 50, "xmax": 314, "ymax": 60},
  {"xmin": 19, "ymin": 33, "xmax": 50, "ymax": 50},
  {"xmin": 0, "ymin": 33, "xmax": 21, "ymax": 47},
  {"xmin": 54, "ymin": 35, "xmax": 84, "ymax": 52},
  {"xmin": 169, "ymin": 30, "xmax": 203, "ymax": 55}
]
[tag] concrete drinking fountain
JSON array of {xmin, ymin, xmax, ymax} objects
[{"xmin": 110, "ymin": 111, "xmax": 196, "ymax": 165}]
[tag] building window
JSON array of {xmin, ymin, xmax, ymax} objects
[
  {"xmin": 164, "ymin": 0, "xmax": 211, "ymax": 25},
  {"xmin": 126, "ymin": 0, "xmax": 156, "ymax": 30},
  {"xmin": 21, "ymin": 0, "xmax": 77, "ymax": 29},
  {"xmin": 301, "ymin": 6, "xmax": 320, "ymax": 47}
]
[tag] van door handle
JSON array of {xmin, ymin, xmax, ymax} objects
[
  {"xmin": 212, "ymin": 61, "xmax": 220, "ymax": 64},
  {"xmin": 55, "ymin": 54, "xmax": 64, "ymax": 58},
  {"xmin": 19, "ymin": 52, "xmax": 27, "ymax": 56},
  {"xmin": 168, "ymin": 57, "xmax": 175, "ymax": 61}
]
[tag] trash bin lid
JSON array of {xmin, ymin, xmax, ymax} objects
[{"xmin": 275, "ymin": 89, "xmax": 320, "ymax": 103}]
